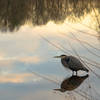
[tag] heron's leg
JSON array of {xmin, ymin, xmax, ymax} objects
[
  {"xmin": 72, "ymin": 71, "xmax": 74, "ymax": 76},
  {"xmin": 76, "ymin": 71, "xmax": 78, "ymax": 76}
]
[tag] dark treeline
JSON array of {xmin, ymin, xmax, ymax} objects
[{"xmin": 0, "ymin": 0, "xmax": 100, "ymax": 31}]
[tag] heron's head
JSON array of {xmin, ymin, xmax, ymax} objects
[{"xmin": 54, "ymin": 54, "xmax": 66, "ymax": 59}]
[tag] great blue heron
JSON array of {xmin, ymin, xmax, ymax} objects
[{"xmin": 54, "ymin": 55, "xmax": 89, "ymax": 75}]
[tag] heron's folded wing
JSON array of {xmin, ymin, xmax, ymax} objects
[{"xmin": 68, "ymin": 56, "xmax": 84, "ymax": 69}]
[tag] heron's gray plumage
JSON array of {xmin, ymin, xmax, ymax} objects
[
  {"xmin": 55, "ymin": 55, "xmax": 89, "ymax": 75},
  {"xmin": 62, "ymin": 56, "xmax": 88, "ymax": 72}
]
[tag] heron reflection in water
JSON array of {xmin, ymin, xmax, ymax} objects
[{"xmin": 54, "ymin": 74, "xmax": 89, "ymax": 92}]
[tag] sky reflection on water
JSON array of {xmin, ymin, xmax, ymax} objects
[
  {"xmin": 0, "ymin": 0, "xmax": 100, "ymax": 99},
  {"xmin": 0, "ymin": 20, "xmax": 100, "ymax": 100}
]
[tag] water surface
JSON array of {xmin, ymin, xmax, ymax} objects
[{"xmin": 0, "ymin": 0, "xmax": 100, "ymax": 100}]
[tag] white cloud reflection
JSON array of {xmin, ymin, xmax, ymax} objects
[
  {"xmin": 0, "ymin": 73, "xmax": 41, "ymax": 83},
  {"xmin": 19, "ymin": 56, "xmax": 42, "ymax": 64}
]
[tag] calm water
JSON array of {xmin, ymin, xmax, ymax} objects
[{"xmin": 0, "ymin": 0, "xmax": 100, "ymax": 100}]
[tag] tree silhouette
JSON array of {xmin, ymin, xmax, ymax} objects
[{"xmin": 0, "ymin": 0, "xmax": 100, "ymax": 32}]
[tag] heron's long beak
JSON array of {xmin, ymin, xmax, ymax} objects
[
  {"xmin": 54, "ymin": 89, "xmax": 61, "ymax": 91},
  {"xmin": 54, "ymin": 56, "xmax": 61, "ymax": 58},
  {"xmin": 54, "ymin": 89, "xmax": 66, "ymax": 92}
]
